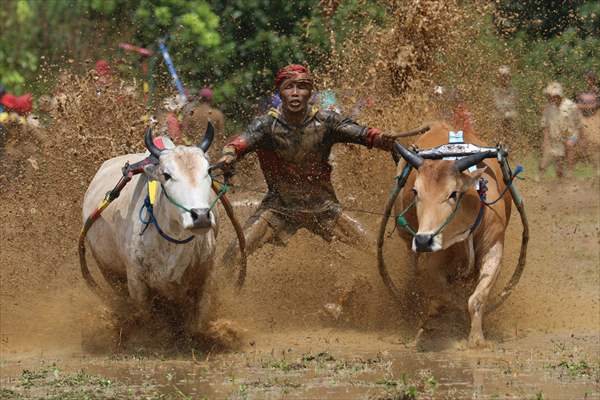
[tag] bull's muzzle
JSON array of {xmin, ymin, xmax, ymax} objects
[
  {"xmin": 413, "ymin": 233, "xmax": 435, "ymax": 252},
  {"xmin": 190, "ymin": 208, "xmax": 212, "ymax": 229}
]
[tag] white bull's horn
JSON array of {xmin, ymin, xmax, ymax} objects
[
  {"xmin": 394, "ymin": 142, "xmax": 424, "ymax": 169},
  {"xmin": 454, "ymin": 151, "xmax": 494, "ymax": 172},
  {"xmin": 144, "ymin": 127, "xmax": 163, "ymax": 159},
  {"xmin": 198, "ymin": 122, "xmax": 215, "ymax": 152}
]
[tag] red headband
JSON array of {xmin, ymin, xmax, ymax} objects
[{"xmin": 274, "ymin": 64, "xmax": 313, "ymax": 89}]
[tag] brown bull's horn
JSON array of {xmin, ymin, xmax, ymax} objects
[
  {"xmin": 394, "ymin": 143, "xmax": 423, "ymax": 169},
  {"xmin": 144, "ymin": 127, "xmax": 162, "ymax": 159},
  {"xmin": 198, "ymin": 122, "xmax": 215, "ymax": 152},
  {"xmin": 454, "ymin": 151, "xmax": 495, "ymax": 172}
]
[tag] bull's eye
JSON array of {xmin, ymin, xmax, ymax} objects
[
  {"xmin": 411, "ymin": 188, "xmax": 418, "ymax": 197},
  {"xmin": 163, "ymin": 172, "xmax": 172, "ymax": 181},
  {"xmin": 449, "ymin": 191, "xmax": 458, "ymax": 201}
]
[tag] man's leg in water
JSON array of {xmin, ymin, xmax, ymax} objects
[
  {"xmin": 312, "ymin": 210, "xmax": 372, "ymax": 253},
  {"xmin": 222, "ymin": 208, "xmax": 285, "ymax": 267}
]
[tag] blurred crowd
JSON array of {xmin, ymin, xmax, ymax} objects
[
  {"xmin": 1, "ymin": 60, "xmax": 598, "ymax": 181},
  {"xmin": 431, "ymin": 67, "xmax": 599, "ymax": 180}
]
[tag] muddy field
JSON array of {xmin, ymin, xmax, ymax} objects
[{"xmin": 1, "ymin": 88, "xmax": 599, "ymax": 400}]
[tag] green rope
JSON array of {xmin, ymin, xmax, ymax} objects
[
  {"xmin": 395, "ymin": 197, "xmax": 417, "ymax": 235},
  {"xmin": 395, "ymin": 193, "xmax": 465, "ymax": 238},
  {"xmin": 161, "ymin": 184, "xmax": 194, "ymax": 213},
  {"xmin": 161, "ymin": 182, "xmax": 229, "ymax": 214},
  {"xmin": 208, "ymin": 183, "xmax": 229, "ymax": 212},
  {"xmin": 430, "ymin": 193, "xmax": 464, "ymax": 237}
]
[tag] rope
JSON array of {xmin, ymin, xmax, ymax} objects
[
  {"xmin": 139, "ymin": 195, "xmax": 195, "ymax": 244},
  {"xmin": 208, "ymin": 182, "xmax": 229, "ymax": 212}
]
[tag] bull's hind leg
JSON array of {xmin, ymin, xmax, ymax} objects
[{"xmin": 468, "ymin": 241, "xmax": 503, "ymax": 348}]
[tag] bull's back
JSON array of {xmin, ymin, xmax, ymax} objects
[
  {"xmin": 82, "ymin": 153, "xmax": 147, "ymax": 221},
  {"xmin": 83, "ymin": 153, "xmax": 148, "ymax": 275}
]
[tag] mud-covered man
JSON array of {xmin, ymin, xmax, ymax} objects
[{"xmin": 218, "ymin": 64, "xmax": 403, "ymax": 266}]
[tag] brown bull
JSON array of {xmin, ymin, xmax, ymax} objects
[{"xmin": 393, "ymin": 122, "xmax": 511, "ymax": 348}]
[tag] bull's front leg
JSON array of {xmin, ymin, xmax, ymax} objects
[
  {"xmin": 127, "ymin": 264, "xmax": 152, "ymax": 322},
  {"xmin": 467, "ymin": 241, "xmax": 503, "ymax": 348}
]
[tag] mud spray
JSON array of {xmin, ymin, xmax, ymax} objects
[{"xmin": 1, "ymin": 2, "xmax": 598, "ymax": 399}]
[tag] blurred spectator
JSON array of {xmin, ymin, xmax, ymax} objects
[
  {"xmin": 493, "ymin": 65, "xmax": 518, "ymax": 137},
  {"xmin": 316, "ymin": 89, "xmax": 342, "ymax": 114},
  {"xmin": 0, "ymin": 85, "xmax": 33, "ymax": 115},
  {"xmin": 95, "ymin": 59, "xmax": 113, "ymax": 89},
  {"xmin": 180, "ymin": 87, "xmax": 225, "ymax": 146},
  {"xmin": 349, "ymin": 94, "xmax": 375, "ymax": 120},
  {"xmin": 577, "ymin": 70, "xmax": 600, "ymax": 156},
  {"xmin": 576, "ymin": 70, "xmax": 599, "ymax": 117},
  {"xmin": 537, "ymin": 82, "xmax": 583, "ymax": 180},
  {"xmin": 155, "ymin": 94, "xmax": 185, "ymax": 143},
  {"xmin": 448, "ymin": 88, "xmax": 475, "ymax": 135}
]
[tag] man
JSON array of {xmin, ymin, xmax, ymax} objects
[
  {"xmin": 180, "ymin": 87, "xmax": 225, "ymax": 145},
  {"xmin": 577, "ymin": 70, "xmax": 599, "ymax": 118},
  {"xmin": 576, "ymin": 70, "xmax": 600, "ymax": 157},
  {"xmin": 94, "ymin": 60, "xmax": 113, "ymax": 94},
  {"xmin": 538, "ymin": 81, "xmax": 583, "ymax": 180},
  {"xmin": 218, "ymin": 64, "xmax": 402, "ymax": 266},
  {"xmin": 155, "ymin": 95, "xmax": 184, "ymax": 143},
  {"xmin": 492, "ymin": 66, "xmax": 518, "ymax": 137}
]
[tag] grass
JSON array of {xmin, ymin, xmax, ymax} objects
[
  {"xmin": 552, "ymin": 360, "xmax": 596, "ymax": 377},
  {"xmin": 371, "ymin": 371, "xmax": 438, "ymax": 400},
  {"xmin": 518, "ymin": 154, "xmax": 598, "ymax": 180}
]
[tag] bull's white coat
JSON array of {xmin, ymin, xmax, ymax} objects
[{"xmin": 82, "ymin": 144, "xmax": 217, "ymax": 333}]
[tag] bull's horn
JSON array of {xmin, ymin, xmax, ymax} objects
[
  {"xmin": 144, "ymin": 127, "xmax": 162, "ymax": 159},
  {"xmin": 394, "ymin": 143, "xmax": 423, "ymax": 169},
  {"xmin": 198, "ymin": 122, "xmax": 215, "ymax": 152},
  {"xmin": 454, "ymin": 151, "xmax": 494, "ymax": 172}
]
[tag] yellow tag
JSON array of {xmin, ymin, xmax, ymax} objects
[
  {"xmin": 0, "ymin": 112, "xmax": 7, "ymax": 122},
  {"xmin": 148, "ymin": 180, "xmax": 158, "ymax": 205},
  {"xmin": 143, "ymin": 82, "xmax": 149, "ymax": 94}
]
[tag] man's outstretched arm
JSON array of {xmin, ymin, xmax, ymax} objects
[{"xmin": 219, "ymin": 116, "xmax": 269, "ymax": 165}]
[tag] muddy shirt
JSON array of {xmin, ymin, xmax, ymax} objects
[{"xmin": 226, "ymin": 108, "xmax": 385, "ymax": 212}]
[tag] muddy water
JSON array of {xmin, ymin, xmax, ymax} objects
[
  {"xmin": 2, "ymin": 155, "xmax": 600, "ymax": 398},
  {"xmin": 1, "ymin": 75, "xmax": 599, "ymax": 399},
  {"xmin": 1, "ymin": 331, "xmax": 598, "ymax": 399}
]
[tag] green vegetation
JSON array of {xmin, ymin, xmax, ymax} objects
[
  {"xmin": 0, "ymin": 0, "xmax": 384, "ymax": 117},
  {"xmin": 430, "ymin": 1, "xmax": 599, "ymax": 147},
  {"xmin": 552, "ymin": 359, "xmax": 597, "ymax": 377}
]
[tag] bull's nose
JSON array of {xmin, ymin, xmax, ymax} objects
[
  {"xmin": 414, "ymin": 233, "xmax": 434, "ymax": 252},
  {"xmin": 190, "ymin": 208, "xmax": 211, "ymax": 229}
]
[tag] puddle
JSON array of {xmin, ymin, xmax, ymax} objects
[{"xmin": 2, "ymin": 332, "xmax": 598, "ymax": 399}]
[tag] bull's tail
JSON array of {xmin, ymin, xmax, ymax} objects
[{"xmin": 488, "ymin": 184, "xmax": 529, "ymax": 313}]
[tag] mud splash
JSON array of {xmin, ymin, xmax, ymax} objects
[{"xmin": 1, "ymin": 3, "xmax": 599, "ymax": 399}]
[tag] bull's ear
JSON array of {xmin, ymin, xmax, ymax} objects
[
  {"xmin": 143, "ymin": 163, "xmax": 162, "ymax": 181},
  {"xmin": 460, "ymin": 167, "xmax": 486, "ymax": 191}
]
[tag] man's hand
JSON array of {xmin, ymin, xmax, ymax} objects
[{"xmin": 217, "ymin": 153, "xmax": 237, "ymax": 166}]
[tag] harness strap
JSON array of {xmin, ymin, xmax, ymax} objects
[
  {"xmin": 139, "ymin": 194, "xmax": 195, "ymax": 244},
  {"xmin": 396, "ymin": 181, "xmax": 487, "ymax": 238}
]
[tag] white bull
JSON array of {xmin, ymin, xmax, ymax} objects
[{"xmin": 82, "ymin": 125, "xmax": 217, "ymax": 334}]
